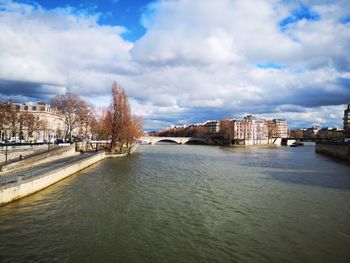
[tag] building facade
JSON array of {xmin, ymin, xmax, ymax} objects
[
  {"xmin": 317, "ymin": 127, "xmax": 344, "ymax": 140},
  {"xmin": 232, "ymin": 115, "xmax": 269, "ymax": 144},
  {"xmin": 215, "ymin": 115, "xmax": 288, "ymax": 145},
  {"xmin": 344, "ymin": 104, "xmax": 350, "ymax": 138},
  {"xmin": 203, "ymin": 120, "xmax": 221, "ymax": 133},
  {"xmin": 302, "ymin": 126, "xmax": 320, "ymax": 139},
  {"xmin": 273, "ymin": 119, "xmax": 288, "ymax": 138},
  {"xmin": 0, "ymin": 102, "xmax": 65, "ymax": 142}
]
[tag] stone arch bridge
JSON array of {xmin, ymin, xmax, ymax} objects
[{"xmin": 139, "ymin": 136, "xmax": 207, "ymax": 145}]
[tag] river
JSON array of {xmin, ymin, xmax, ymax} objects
[{"xmin": 0, "ymin": 144, "xmax": 350, "ymax": 262}]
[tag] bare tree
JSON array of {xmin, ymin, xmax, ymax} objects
[
  {"xmin": 39, "ymin": 119, "xmax": 49, "ymax": 142},
  {"xmin": 220, "ymin": 119, "xmax": 235, "ymax": 145},
  {"xmin": 9, "ymin": 104, "xmax": 18, "ymax": 140},
  {"xmin": 81, "ymin": 104, "xmax": 95, "ymax": 140},
  {"xmin": 127, "ymin": 116, "xmax": 143, "ymax": 146},
  {"xmin": 107, "ymin": 82, "xmax": 142, "ymax": 153},
  {"xmin": 16, "ymin": 113, "xmax": 37, "ymax": 142},
  {"xmin": 90, "ymin": 107, "xmax": 109, "ymax": 140},
  {"xmin": 0, "ymin": 100, "xmax": 13, "ymax": 140},
  {"xmin": 291, "ymin": 129, "xmax": 303, "ymax": 138},
  {"xmin": 51, "ymin": 92, "xmax": 88, "ymax": 142},
  {"xmin": 108, "ymin": 82, "xmax": 126, "ymax": 152},
  {"xmin": 267, "ymin": 120, "xmax": 277, "ymax": 138},
  {"xmin": 19, "ymin": 112, "xmax": 36, "ymax": 141}
]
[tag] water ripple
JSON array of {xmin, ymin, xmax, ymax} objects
[{"xmin": 0, "ymin": 145, "xmax": 350, "ymax": 262}]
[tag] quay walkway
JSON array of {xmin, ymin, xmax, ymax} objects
[
  {"xmin": 0, "ymin": 152, "xmax": 96, "ymax": 187},
  {"xmin": 0, "ymin": 144, "xmax": 139, "ymax": 206},
  {"xmin": 0, "ymin": 152, "xmax": 105, "ymax": 206}
]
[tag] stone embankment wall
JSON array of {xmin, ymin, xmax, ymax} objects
[
  {"xmin": 105, "ymin": 144, "xmax": 138, "ymax": 158},
  {"xmin": 0, "ymin": 145, "xmax": 76, "ymax": 173},
  {"xmin": 0, "ymin": 144, "xmax": 49, "ymax": 163},
  {"xmin": 315, "ymin": 142, "xmax": 350, "ymax": 162},
  {"xmin": 253, "ymin": 138, "xmax": 282, "ymax": 145},
  {"xmin": 281, "ymin": 138, "xmax": 297, "ymax": 146},
  {"xmin": 0, "ymin": 152, "xmax": 106, "ymax": 206},
  {"xmin": 233, "ymin": 138, "xmax": 282, "ymax": 146}
]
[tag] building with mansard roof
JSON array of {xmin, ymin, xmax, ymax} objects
[{"xmin": 0, "ymin": 102, "xmax": 65, "ymax": 142}]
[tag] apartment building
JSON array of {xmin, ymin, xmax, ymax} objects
[
  {"xmin": 344, "ymin": 104, "xmax": 350, "ymax": 138},
  {"xmin": 1, "ymin": 102, "xmax": 65, "ymax": 142}
]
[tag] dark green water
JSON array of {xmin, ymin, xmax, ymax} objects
[{"xmin": 0, "ymin": 144, "xmax": 350, "ymax": 263}]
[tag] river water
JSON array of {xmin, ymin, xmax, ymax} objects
[{"xmin": 0, "ymin": 144, "xmax": 350, "ymax": 262}]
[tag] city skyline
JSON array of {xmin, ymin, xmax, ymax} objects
[{"xmin": 0, "ymin": 0, "xmax": 349, "ymax": 130}]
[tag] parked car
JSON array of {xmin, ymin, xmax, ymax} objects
[{"xmin": 55, "ymin": 139, "xmax": 64, "ymax": 144}]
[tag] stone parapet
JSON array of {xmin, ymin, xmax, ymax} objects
[
  {"xmin": 0, "ymin": 145, "xmax": 76, "ymax": 174},
  {"xmin": 0, "ymin": 144, "xmax": 49, "ymax": 164}
]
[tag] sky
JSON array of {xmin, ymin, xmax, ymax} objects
[{"xmin": 0, "ymin": 0, "xmax": 349, "ymax": 130}]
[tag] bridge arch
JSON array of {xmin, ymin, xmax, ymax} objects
[
  {"xmin": 154, "ymin": 139, "xmax": 180, "ymax": 144},
  {"xmin": 184, "ymin": 138, "xmax": 207, "ymax": 145},
  {"xmin": 139, "ymin": 136, "xmax": 207, "ymax": 145}
]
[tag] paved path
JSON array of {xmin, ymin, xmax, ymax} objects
[{"xmin": 0, "ymin": 152, "xmax": 98, "ymax": 188}]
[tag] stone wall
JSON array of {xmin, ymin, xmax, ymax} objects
[
  {"xmin": 0, "ymin": 145, "xmax": 76, "ymax": 173},
  {"xmin": 235, "ymin": 138, "xmax": 282, "ymax": 146},
  {"xmin": 75, "ymin": 141, "xmax": 107, "ymax": 152},
  {"xmin": 315, "ymin": 142, "xmax": 350, "ymax": 162},
  {"xmin": 0, "ymin": 145, "xmax": 49, "ymax": 164},
  {"xmin": 0, "ymin": 152, "xmax": 106, "ymax": 206}
]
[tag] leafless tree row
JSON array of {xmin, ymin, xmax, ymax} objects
[
  {"xmin": 1, "ymin": 82, "xmax": 143, "ymax": 151},
  {"xmin": 158, "ymin": 126, "xmax": 207, "ymax": 138},
  {"xmin": 51, "ymin": 92, "xmax": 92, "ymax": 142}
]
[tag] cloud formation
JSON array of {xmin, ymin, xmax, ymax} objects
[
  {"xmin": 0, "ymin": 0, "xmax": 132, "ymax": 96},
  {"xmin": 0, "ymin": 0, "xmax": 349, "ymax": 129}
]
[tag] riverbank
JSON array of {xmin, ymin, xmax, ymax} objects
[
  {"xmin": 315, "ymin": 141, "xmax": 350, "ymax": 162},
  {"xmin": 0, "ymin": 145, "xmax": 138, "ymax": 206},
  {"xmin": 106, "ymin": 144, "xmax": 138, "ymax": 158}
]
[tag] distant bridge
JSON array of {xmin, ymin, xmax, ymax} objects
[{"xmin": 139, "ymin": 136, "xmax": 207, "ymax": 145}]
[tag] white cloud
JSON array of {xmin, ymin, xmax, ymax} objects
[
  {"xmin": 0, "ymin": 0, "xmax": 133, "ymax": 91},
  {"xmin": 259, "ymin": 104, "xmax": 346, "ymax": 128},
  {"xmin": 133, "ymin": 0, "xmax": 298, "ymax": 65}
]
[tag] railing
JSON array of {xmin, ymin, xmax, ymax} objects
[
  {"xmin": 0, "ymin": 144, "xmax": 57, "ymax": 166},
  {"xmin": 0, "ymin": 144, "xmax": 71, "ymax": 173}
]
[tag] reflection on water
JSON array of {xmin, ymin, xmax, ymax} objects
[{"xmin": 0, "ymin": 145, "xmax": 350, "ymax": 262}]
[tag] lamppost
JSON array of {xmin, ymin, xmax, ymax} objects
[
  {"xmin": 5, "ymin": 144, "xmax": 8, "ymax": 164},
  {"xmin": 48, "ymin": 134, "xmax": 50, "ymax": 152}
]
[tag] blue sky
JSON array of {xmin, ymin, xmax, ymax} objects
[
  {"xmin": 12, "ymin": 0, "xmax": 151, "ymax": 41},
  {"xmin": 0, "ymin": 0, "xmax": 349, "ymax": 130},
  {"xmin": 279, "ymin": 4, "xmax": 320, "ymax": 30}
]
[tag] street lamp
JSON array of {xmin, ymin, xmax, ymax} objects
[{"xmin": 5, "ymin": 144, "xmax": 8, "ymax": 164}]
